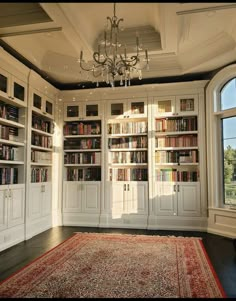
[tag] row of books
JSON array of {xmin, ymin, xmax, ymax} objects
[
  {"xmin": 0, "ymin": 167, "xmax": 18, "ymax": 184},
  {"xmin": 107, "ymin": 121, "xmax": 147, "ymax": 135},
  {"xmin": 110, "ymin": 151, "xmax": 148, "ymax": 164},
  {"xmin": 0, "ymin": 144, "xmax": 21, "ymax": 161},
  {"xmin": 0, "ymin": 101, "xmax": 19, "ymax": 122},
  {"xmin": 64, "ymin": 152, "xmax": 101, "ymax": 165},
  {"xmin": 32, "ymin": 134, "xmax": 53, "ymax": 149},
  {"xmin": 32, "ymin": 114, "xmax": 53, "ymax": 134},
  {"xmin": 108, "ymin": 136, "xmax": 148, "ymax": 149},
  {"xmin": 109, "ymin": 168, "xmax": 148, "ymax": 181},
  {"xmin": 31, "ymin": 150, "xmax": 52, "ymax": 163},
  {"xmin": 155, "ymin": 116, "xmax": 197, "ymax": 132},
  {"xmin": 31, "ymin": 168, "xmax": 48, "ymax": 182},
  {"xmin": 156, "ymin": 134, "xmax": 198, "ymax": 148},
  {"xmin": 64, "ymin": 138, "xmax": 101, "ymax": 150},
  {"xmin": 156, "ymin": 169, "xmax": 198, "ymax": 182},
  {"xmin": 155, "ymin": 150, "xmax": 198, "ymax": 164},
  {"xmin": 64, "ymin": 121, "xmax": 101, "ymax": 135},
  {"xmin": 66, "ymin": 167, "xmax": 101, "ymax": 181},
  {"xmin": 0, "ymin": 125, "xmax": 19, "ymax": 141}
]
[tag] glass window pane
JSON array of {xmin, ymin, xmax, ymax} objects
[
  {"xmin": 220, "ymin": 78, "xmax": 236, "ymax": 110},
  {"xmin": 86, "ymin": 104, "xmax": 98, "ymax": 116},
  {"xmin": 0, "ymin": 74, "xmax": 7, "ymax": 93},
  {"xmin": 14, "ymin": 82, "xmax": 25, "ymax": 101},
  {"xmin": 179, "ymin": 98, "xmax": 194, "ymax": 112},
  {"xmin": 111, "ymin": 103, "xmax": 123, "ymax": 115},
  {"xmin": 67, "ymin": 105, "xmax": 79, "ymax": 118},
  {"xmin": 33, "ymin": 93, "xmax": 42, "ymax": 109},
  {"xmin": 222, "ymin": 116, "xmax": 236, "ymax": 205}
]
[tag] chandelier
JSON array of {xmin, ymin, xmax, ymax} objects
[{"xmin": 79, "ymin": 3, "xmax": 150, "ymax": 87}]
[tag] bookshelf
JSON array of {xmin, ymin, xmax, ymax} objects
[
  {"xmin": 0, "ymin": 61, "xmax": 27, "ymax": 251},
  {"xmin": 149, "ymin": 93, "xmax": 204, "ymax": 227},
  {"xmin": 25, "ymin": 85, "xmax": 55, "ymax": 239},
  {"xmin": 101, "ymin": 98, "xmax": 149, "ymax": 228},
  {"xmin": 62, "ymin": 101, "xmax": 103, "ymax": 227}
]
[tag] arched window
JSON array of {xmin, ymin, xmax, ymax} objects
[
  {"xmin": 206, "ymin": 65, "xmax": 236, "ymax": 209},
  {"xmin": 220, "ymin": 79, "xmax": 236, "ymax": 205}
]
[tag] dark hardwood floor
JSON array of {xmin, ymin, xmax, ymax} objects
[{"xmin": 0, "ymin": 226, "xmax": 235, "ymax": 298}]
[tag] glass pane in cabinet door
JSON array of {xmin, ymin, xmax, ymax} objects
[
  {"xmin": 0, "ymin": 74, "xmax": 7, "ymax": 93},
  {"xmin": 67, "ymin": 105, "xmax": 79, "ymax": 118},
  {"xmin": 46, "ymin": 100, "xmax": 53, "ymax": 115},
  {"xmin": 131, "ymin": 102, "xmax": 144, "ymax": 114},
  {"xmin": 111, "ymin": 103, "xmax": 123, "ymax": 116},
  {"xmin": 13, "ymin": 82, "xmax": 25, "ymax": 101},
  {"xmin": 179, "ymin": 98, "xmax": 194, "ymax": 112},
  {"xmin": 33, "ymin": 93, "xmax": 42, "ymax": 109},
  {"xmin": 157, "ymin": 100, "xmax": 172, "ymax": 114},
  {"xmin": 86, "ymin": 104, "xmax": 98, "ymax": 117}
]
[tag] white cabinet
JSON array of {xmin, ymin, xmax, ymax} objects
[
  {"xmin": 63, "ymin": 181, "xmax": 101, "ymax": 226},
  {"xmin": 0, "ymin": 67, "xmax": 28, "ymax": 106},
  {"xmin": 0, "ymin": 184, "xmax": 25, "ymax": 251},
  {"xmin": 28, "ymin": 183, "xmax": 52, "ymax": 220},
  {"xmin": 106, "ymin": 98, "xmax": 147, "ymax": 119},
  {"xmin": 154, "ymin": 94, "xmax": 198, "ymax": 117},
  {"xmin": 63, "ymin": 181, "xmax": 100, "ymax": 214},
  {"xmin": 64, "ymin": 101, "xmax": 101, "ymax": 121},
  {"xmin": 105, "ymin": 182, "xmax": 148, "ymax": 221},
  {"xmin": 154, "ymin": 182, "xmax": 200, "ymax": 217}
]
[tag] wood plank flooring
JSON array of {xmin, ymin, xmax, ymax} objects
[{"xmin": 0, "ymin": 226, "xmax": 235, "ymax": 298}]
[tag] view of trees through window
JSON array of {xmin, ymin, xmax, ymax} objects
[{"xmin": 221, "ymin": 78, "xmax": 236, "ymax": 205}]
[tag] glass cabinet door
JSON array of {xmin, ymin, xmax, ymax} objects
[
  {"xmin": 109, "ymin": 102, "xmax": 125, "ymax": 118},
  {"xmin": 154, "ymin": 96, "xmax": 175, "ymax": 117},
  {"xmin": 45, "ymin": 99, "xmax": 54, "ymax": 118},
  {"xmin": 12, "ymin": 77, "xmax": 27, "ymax": 104},
  {"xmin": 64, "ymin": 103, "xmax": 80, "ymax": 120},
  {"xmin": 85, "ymin": 104, "xmax": 98, "ymax": 117},
  {"xmin": 128, "ymin": 99, "xmax": 147, "ymax": 117},
  {"xmin": 175, "ymin": 95, "xmax": 198, "ymax": 115},
  {"xmin": 33, "ymin": 92, "xmax": 42, "ymax": 110},
  {"xmin": 0, "ymin": 68, "xmax": 10, "ymax": 100}
]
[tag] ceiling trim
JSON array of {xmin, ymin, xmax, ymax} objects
[
  {"xmin": 176, "ymin": 4, "xmax": 236, "ymax": 15},
  {"xmin": 0, "ymin": 37, "xmax": 235, "ymax": 91},
  {"xmin": 0, "ymin": 26, "xmax": 62, "ymax": 38}
]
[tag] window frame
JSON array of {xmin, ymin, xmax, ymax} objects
[{"xmin": 206, "ymin": 64, "xmax": 236, "ymax": 209}]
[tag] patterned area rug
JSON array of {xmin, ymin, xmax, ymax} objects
[{"xmin": 0, "ymin": 233, "xmax": 226, "ymax": 298}]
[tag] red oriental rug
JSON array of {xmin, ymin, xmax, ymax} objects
[{"xmin": 0, "ymin": 233, "xmax": 226, "ymax": 298}]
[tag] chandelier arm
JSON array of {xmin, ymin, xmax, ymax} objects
[
  {"xmin": 93, "ymin": 52, "xmax": 107, "ymax": 65},
  {"xmin": 116, "ymin": 18, "xmax": 124, "ymax": 30},
  {"xmin": 80, "ymin": 61, "xmax": 94, "ymax": 72}
]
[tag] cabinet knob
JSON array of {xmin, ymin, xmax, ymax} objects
[{"xmin": 124, "ymin": 184, "xmax": 126, "ymax": 191}]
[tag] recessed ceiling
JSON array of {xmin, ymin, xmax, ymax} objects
[{"xmin": 0, "ymin": 2, "xmax": 236, "ymax": 89}]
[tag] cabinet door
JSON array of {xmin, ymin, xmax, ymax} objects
[
  {"xmin": 127, "ymin": 99, "xmax": 147, "ymax": 118},
  {"xmin": 175, "ymin": 95, "xmax": 198, "ymax": 116},
  {"xmin": 154, "ymin": 96, "xmax": 176, "ymax": 117},
  {"xmin": 11, "ymin": 76, "xmax": 27, "ymax": 105},
  {"xmin": 7, "ymin": 185, "xmax": 24, "ymax": 228},
  {"xmin": 0, "ymin": 68, "xmax": 10, "ymax": 101},
  {"xmin": 108, "ymin": 182, "xmax": 125, "ymax": 216},
  {"xmin": 107, "ymin": 100, "xmax": 126, "ymax": 119},
  {"xmin": 178, "ymin": 182, "xmax": 200, "ymax": 216},
  {"xmin": 82, "ymin": 182, "xmax": 100, "ymax": 213},
  {"xmin": 155, "ymin": 182, "xmax": 177, "ymax": 216},
  {"xmin": 63, "ymin": 182, "xmax": 82, "ymax": 212},
  {"xmin": 43, "ymin": 97, "xmax": 54, "ymax": 119},
  {"xmin": 28, "ymin": 184, "xmax": 42, "ymax": 220},
  {"xmin": 31, "ymin": 89, "xmax": 43, "ymax": 114},
  {"xmin": 64, "ymin": 103, "xmax": 81, "ymax": 121},
  {"xmin": 84, "ymin": 103, "xmax": 100, "ymax": 119},
  {"xmin": 41, "ymin": 183, "xmax": 52, "ymax": 217},
  {"xmin": 127, "ymin": 182, "xmax": 148, "ymax": 214},
  {"xmin": 0, "ymin": 187, "xmax": 8, "ymax": 231}
]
